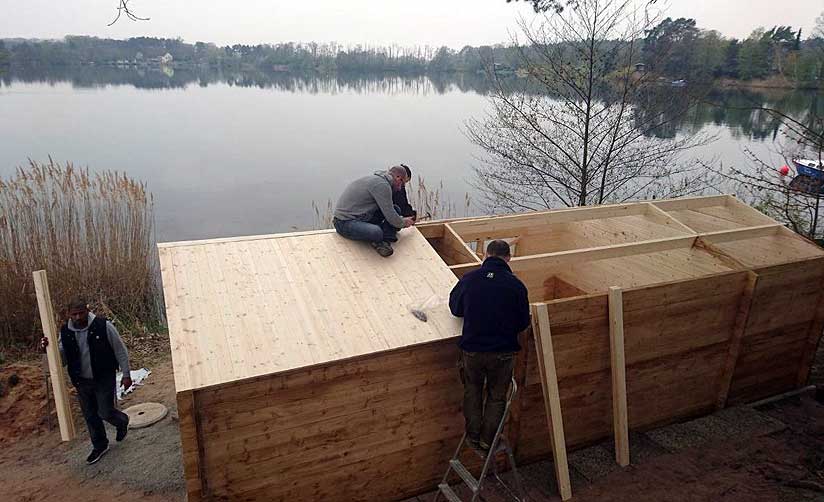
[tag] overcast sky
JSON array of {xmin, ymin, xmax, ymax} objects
[{"xmin": 1, "ymin": 0, "xmax": 822, "ymax": 48}]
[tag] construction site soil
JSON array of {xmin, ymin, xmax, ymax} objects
[{"xmin": 1, "ymin": 342, "xmax": 823, "ymax": 502}]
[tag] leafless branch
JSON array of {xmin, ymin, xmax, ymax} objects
[
  {"xmin": 467, "ymin": 0, "xmax": 714, "ymax": 212},
  {"xmin": 108, "ymin": 0, "xmax": 150, "ymax": 27}
]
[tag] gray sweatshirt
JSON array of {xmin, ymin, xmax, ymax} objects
[
  {"xmin": 59, "ymin": 312, "xmax": 130, "ymax": 379},
  {"xmin": 333, "ymin": 171, "xmax": 405, "ymax": 229}
]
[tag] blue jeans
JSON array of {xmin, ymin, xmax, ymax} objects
[{"xmin": 334, "ymin": 207, "xmax": 400, "ymax": 243}]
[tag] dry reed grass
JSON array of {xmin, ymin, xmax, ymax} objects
[
  {"xmin": 0, "ymin": 159, "xmax": 162, "ymax": 357},
  {"xmin": 313, "ymin": 176, "xmax": 471, "ymax": 229}
]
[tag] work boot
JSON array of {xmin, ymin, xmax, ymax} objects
[
  {"xmin": 86, "ymin": 446, "xmax": 109, "ymax": 465},
  {"xmin": 371, "ymin": 241, "xmax": 393, "ymax": 257},
  {"xmin": 467, "ymin": 436, "xmax": 482, "ymax": 451},
  {"xmin": 116, "ymin": 416, "xmax": 130, "ymax": 442}
]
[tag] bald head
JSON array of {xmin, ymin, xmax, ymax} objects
[{"xmin": 388, "ymin": 165, "xmax": 409, "ymax": 191}]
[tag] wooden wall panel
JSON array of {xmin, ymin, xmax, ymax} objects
[
  {"xmin": 177, "ymin": 390, "xmax": 204, "ymax": 501},
  {"xmin": 188, "ymin": 340, "xmax": 468, "ymax": 501},
  {"xmin": 727, "ymin": 257, "xmax": 824, "ymax": 404},
  {"xmin": 520, "ymin": 272, "xmax": 748, "ymax": 461}
]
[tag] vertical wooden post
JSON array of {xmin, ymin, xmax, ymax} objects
[
  {"xmin": 608, "ymin": 287, "xmax": 630, "ymax": 467},
  {"xmin": 716, "ymin": 272, "xmax": 758, "ymax": 409},
  {"xmin": 532, "ymin": 304, "xmax": 572, "ymax": 501},
  {"xmin": 33, "ymin": 270, "xmax": 76, "ymax": 441}
]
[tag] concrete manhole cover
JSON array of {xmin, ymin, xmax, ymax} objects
[{"xmin": 124, "ymin": 402, "xmax": 168, "ymax": 428}]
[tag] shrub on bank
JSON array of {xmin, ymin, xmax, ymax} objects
[{"xmin": 0, "ymin": 159, "xmax": 162, "ymax": 357}]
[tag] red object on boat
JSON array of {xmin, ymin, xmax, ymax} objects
[{"xmin": 779, "ymin": 165, "xmax": 790, "ymax": 176}]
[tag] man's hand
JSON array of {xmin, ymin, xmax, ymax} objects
[
  {"xmin": 39, "ymin": 336, "xmax": 49, "ymax": 353},
  {"xmin": 403, "ymin": 217, "xmax": 416, "ymax": 228},
  {"xmin": 121, "ymin": 376, "xmax": 133, "ymax": 391}
]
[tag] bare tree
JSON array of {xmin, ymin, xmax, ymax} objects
[
  {"xmin": 467, "ymin": 0, "xmax": 713, "ymax": 211},
  {"xmin": 704, "ymin": 102, "xmax": 824, "ymax": 239},
  {"xmin": 109, "ymin": 0, "xmax": 150, "ymax": 26}
]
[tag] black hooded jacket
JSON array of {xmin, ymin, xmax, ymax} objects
[{"xmin": 448, "ymin": 257, "xmax": 531, "ymax": 352}]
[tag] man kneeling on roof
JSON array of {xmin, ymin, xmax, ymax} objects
[
  {"xmin": 449, "ymin": 240, "xmax": 530, "ymax": 451},
  {"xmin": 333, "ymin": 164, "xmax": 416, "ymax": 257}
]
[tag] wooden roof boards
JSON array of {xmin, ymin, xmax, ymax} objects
[
  {"xmin": 159, "ymin": 194, "xmax": 824, "ymax": 393},
  {"xmin": 158, "ymin": 228, "xmax": 462, "ymax": 392}
]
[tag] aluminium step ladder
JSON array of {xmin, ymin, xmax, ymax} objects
[{"xmin": 434, "ymin": 377, "xmax": 526, "ymax": 502}]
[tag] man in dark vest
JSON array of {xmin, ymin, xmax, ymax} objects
[
  {"xmin": 448, "ymin": 240, "xmax": 530, "ymax": 451},
  {"xmin": 41, "ymin": 297, "xmax": 132, "ymax": 464}
]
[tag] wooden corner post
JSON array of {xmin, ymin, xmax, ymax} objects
[
  {"xmin": 531, "ymin": 303, "xmax": 572, "ymax": 501},
  {"xmin": 33, "ymin": 270, "xmax": 76, "ymax": 441},
  {"xmin": 608, "ymin": 287, "xmax": 630, "ymax": 467}
]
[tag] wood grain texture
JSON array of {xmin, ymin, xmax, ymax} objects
[
  {"xmin": 159, "ymin": 229, "xmax": 462, "ymax": 392},
  {"xmin": 608, "ymin": 287, "xmax": 629, "ymax": 467},
  {"xmin": 532, "ymin": 304, "xmax": 573, "ymax": 501},
  {"xmin": 33, "ymin": 270, "xmax": 76, "ymax": 442},
  {"xmin": 158, "ymin": 195, "xmax": 824, "ymax": 502}
]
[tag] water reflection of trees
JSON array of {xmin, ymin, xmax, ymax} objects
[
  {"xmin": 0, "ymin": 65, "xmax": 500, "ymax": 96},
  {"xmin": 2, "ymin": 66, "xmax": 820, "ymax": 140}
]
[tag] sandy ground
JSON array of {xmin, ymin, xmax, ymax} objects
[
  {"xmin": 0, "ymin": 351, "xmax": 185, "ymax": 502},
  {"xmin": 1, "ymin": 344, "xmax": 823, "ymax": 502}
]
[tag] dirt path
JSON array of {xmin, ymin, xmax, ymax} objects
[{"xmin": 0, "ymin": 354, "xmax": 185, "ymax": 502}]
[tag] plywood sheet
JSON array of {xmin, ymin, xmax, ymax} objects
[{"xmin": 159, "ymin": 229, "xmax": 462, "ymax": 391}]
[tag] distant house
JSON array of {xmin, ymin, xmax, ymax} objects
[
  {"xmin": 160, "ymin": 53, "xmax": 173, "ymax": 65},
  {"xmin": 634, "ymin": 62, "xmax": 647, "ymax": 73}
]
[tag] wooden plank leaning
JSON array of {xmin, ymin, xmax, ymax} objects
[
  {"xmin": 531, "ymin": 303, "xmax": 572, "ymax": 501},
  {"xmin": 33, "ymin": 270, "xmax": 76, "ymax": 441},
  {"xmin": 608, "ymin": 287, "xmax": 630, "ymax": 467},
  {"xmin": 715, "ymin": 271, "xmax": 759, "ymax": 409}
]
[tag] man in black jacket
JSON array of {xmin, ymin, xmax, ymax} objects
[
  {"xmin": 392, "ymin": 164, "xmax": 417, "ymax": 222},
  {"xmin": 449, "ymin": 240, "xmax": 530, "ymax": 451},
  {"xmin": 41, "ymin": 298, "xmax": 132, "ymax": 464}
]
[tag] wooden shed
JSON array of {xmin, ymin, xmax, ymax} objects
[{"xmin": 158, "ymin": 194, "xmax": 824, "ymax": 501}]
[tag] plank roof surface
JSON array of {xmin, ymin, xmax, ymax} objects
[{"xmin": 158, "ymin": 228, "xmax": 462, "ymax": 392}]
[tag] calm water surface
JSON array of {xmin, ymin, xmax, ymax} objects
[{"xmin": 0, "ymin": 68, "xmax": 814, "ymax": 241}]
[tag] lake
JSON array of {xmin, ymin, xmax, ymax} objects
[{"xmin": 0, "ymin": 66, "xmax": 817, "ymax": 242}]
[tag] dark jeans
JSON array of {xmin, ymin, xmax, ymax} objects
[
  {"xmin": 74, "ymin": 375, "xmax": 129, "ymax": 450},
  {"xmin": 333, "ymin": 205, "xmax": 401, "ymax": 244},
  {"xmin": 460, "ymin": 350, "xmax": 516, "ymax": 445}
]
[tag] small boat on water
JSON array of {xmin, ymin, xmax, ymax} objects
[
  {"xmin": 792, "ymin": 158, "xmax": 824, "ymax": 178},
  {"xmin": 789, "ymin": 158, "xmax": 824, "ymax": 195}
]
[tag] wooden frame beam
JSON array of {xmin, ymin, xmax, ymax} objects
[
  {"xmin": 33, "ymin": 270, "xmax": 76, "ymax": 442},
  {"xmin": 608, "ymin": 287, "xmax": 630, "ymax": 467},
  {"xmin": 532, "ymin": 303, "xmax": 572, "ymax": 501},
  {"xmin": 649, "ymin": 194, "xmax": 734, "ymax": 212},
  {"xmin": 510, "ymin": 235, "xmax": 698, "ymax": 271},
  {"xmin": 446, "ymin": 224, "xmax": 786, "ymax": 279},
  {"xmin": 443, "ymin": 223, "xmax": 482, "ymax": 265},
  {"xmin": 700, "ymin": 224, "xmax": 782, "ymax": 244},
  {"xmin": 448, "ymin": 203, "xmax": 648, "ymax": 242},
  {"xmin": 644, "ymin": 203, "xmax": 698, "ymax": 235},
  {"xmin": 715, "ymin": 272, "xmax": 758, "ymax": 409}
]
